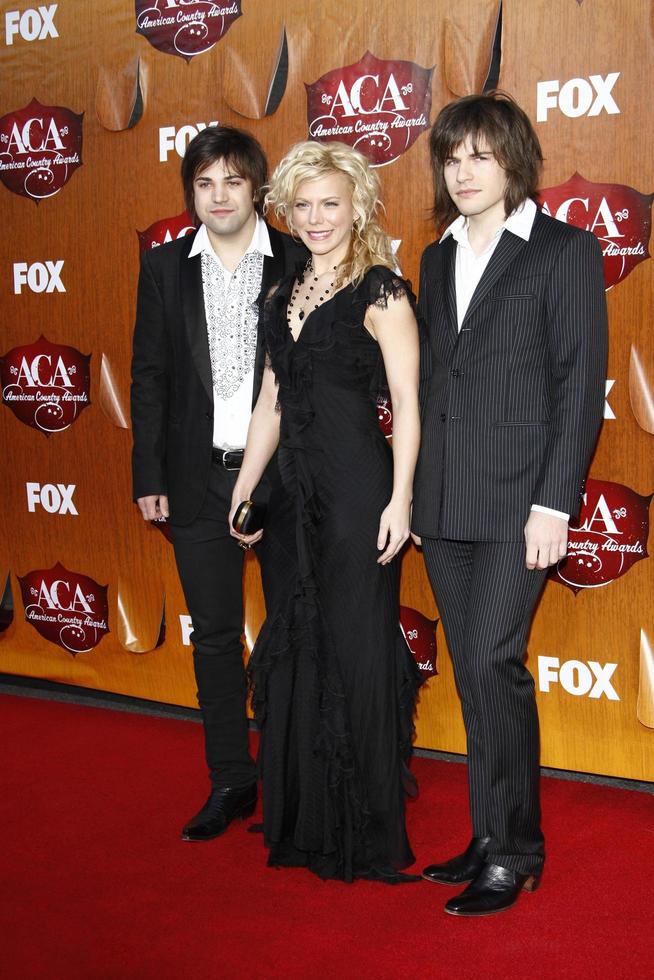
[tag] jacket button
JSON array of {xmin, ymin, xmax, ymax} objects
[
  {"xmin": 440, "ymin": 412, "xmax": 446, "ymax": 422},
  {"xmin": 205, "ymin": 412, "xmax": 212, "ymax": 420},
  {"xmin": 451, "ymin": 368, "xmax": 460, "ymax": 378}
]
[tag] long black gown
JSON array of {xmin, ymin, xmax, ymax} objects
[{"xmin": 249, "ymin": 264, "xmax": 423, "ymax": 883}]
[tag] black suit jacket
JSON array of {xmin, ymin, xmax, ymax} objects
[
  {"xmin": 131, "ymin": 223, "xmax": 305, "ymax": 526},
  {"xmin": 412, "ymin": 209, "xmax": 608, "ymax": 541}
]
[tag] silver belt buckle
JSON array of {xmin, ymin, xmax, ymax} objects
[{"xmin": 223, "ymin": 449, "xmax": 240, "ymax": 471}]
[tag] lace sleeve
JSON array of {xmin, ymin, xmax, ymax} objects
[
  {"xmin": 364, "ymin": 266, "xmax": 416, "ymax": 313},
  {"xmin": 356, "ymin": 267, "xmax": 418, "ymax": 403}
]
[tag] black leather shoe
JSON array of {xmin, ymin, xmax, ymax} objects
[
  {"xmin": 444, "ymin": 862, "xmax": 541, "ymax": 916},
  {"xmin": 181, "ymin": 784, "xmax": 257, "ymax": 842},
  {"xmin": 422, "ymin": 836, "xmax": 492, "ymax": 885}
]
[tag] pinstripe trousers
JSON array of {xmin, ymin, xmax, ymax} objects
[{"xmin": 423, "ymin": 537, "xmax": 547, "ymax": 874}]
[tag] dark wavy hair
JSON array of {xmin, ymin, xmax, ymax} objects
[
  {"xmin": 181, "ymin": 125, "xmax": 268, "ymax": 224},
  {"xmin": 429, "ymin": 91, "xmax": 543, "ymax": 229}
]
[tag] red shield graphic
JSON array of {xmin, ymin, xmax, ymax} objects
[
  {"xmin": 135, "ymin": 0, "xmax": 241, "ymax": 61},
  {"xmin": 539, "ymin": 174, "xmax": 654, "ymax": 289},
  {"xmin": 400, "ymin": 605, "xmax": 438, "ymax": 679},
  {"xmin": 0, "ymin": 98, "xmax": 83, "ymax": 202},
  {"xmin": 1, "ymin": 336, "xmax": 91, "ymax": 435},
  {"xmin": 376, "ymin": 393, "xmax": 393, "ymax": 438},
  {"xmin": 137, "ymin": 210, "xmax": 196, "ymax": 253},
  {"xmin": 306, "ymin": 51, "xmax": 433, "ymax": 167},
  {"xmin": 549, "ymin": 478, "xmax": 652, "ymax": 594},
  {"xmin": 18, "ymin": 562, "xmax": 109, "ymax": 655}
]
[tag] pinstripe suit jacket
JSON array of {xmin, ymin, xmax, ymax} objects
[{"xmin": 412, "ymin": 209, "xmax": 608, "ymax": 541}]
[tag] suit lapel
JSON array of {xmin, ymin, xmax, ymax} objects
[
  {"xmin": 180, "ymin": 231, "xmax": 213, "ymax": 403},
  {"xmin": 252, "ymin": 224, "xmax": 288, "ymax": 406},
  {"xmin": 442, "ymin": 236, "xmax": 458, "ymax": 347},
  {"xmin": 460, "ymin": 230, "xmax": 528, "ymax": 328},
  {"xmin": 260, "ymin": 224, "xmax": 286, "ymax": 299},
  {"xmin": 421, "ymin": 237, "xmax": 458, "ymax": 364}
]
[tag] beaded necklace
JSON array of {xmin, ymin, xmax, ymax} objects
[{"xmin": 286, "ymin": 260, "xmax": 338, "ymax": 326}]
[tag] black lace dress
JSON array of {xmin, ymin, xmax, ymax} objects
[{"xmin": 249, "ymin": 264, "xmax": 423, "ymax": 883}]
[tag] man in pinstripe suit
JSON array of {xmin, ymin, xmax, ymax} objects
[{"xmin": 412, "ymin": 92, "xmax": 608, "ymax": 916}]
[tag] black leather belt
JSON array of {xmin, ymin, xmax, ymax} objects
[{"xmin": 212, "ymin": 448, "xmax": 244, "ymax": 471}]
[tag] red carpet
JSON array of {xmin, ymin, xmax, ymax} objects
[{"xmin": 1, "ymin": 692, "xmax": 652, "ymax": 980}]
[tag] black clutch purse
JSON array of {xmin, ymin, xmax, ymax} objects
[{"xmin": 231, "ymin": 499, "xmax": 266, "ymax": 535}]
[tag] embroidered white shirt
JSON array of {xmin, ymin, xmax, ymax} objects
[
  {"xmin": 441, "ymin": 199, "xmax": 568, "ymax": 522},
  {"xmin": 189, "ymin": 217, "xmax": 273, "ymax": 449}
]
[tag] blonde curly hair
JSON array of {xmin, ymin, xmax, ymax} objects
[{"xmin": 264, "ymin": 140, "xmax": 394, "ymax": 287}]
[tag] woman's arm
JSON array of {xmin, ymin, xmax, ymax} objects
[
  {"xmin": 228, "ymin": 364, "xmax": 281, "ymax": 545},
  {"xmin": 365, "ymin": 291, "xmax": 421, "ymax": 564}
]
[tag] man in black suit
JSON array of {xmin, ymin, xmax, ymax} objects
[
  {"xmin": 131, "ymin": 126, "xmax": 304, "ymax": 842},
  {"xmin": 412, "ymin": 93, "xmax": 607, "ymax": 915}
]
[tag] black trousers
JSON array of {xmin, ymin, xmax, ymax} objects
[
  {"xmin": 170, "ymin": 462, "xmax": 255, "ymax": 790},
  {"xmin": 422, "ymin": 538, "xmax": 548, "ymax": 875}
]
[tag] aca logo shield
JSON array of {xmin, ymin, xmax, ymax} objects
[
  {"xmin": 550, "ymin": 478, "xmax": 652, "ymax": 594},
  {"xmin": 400, "ymin": 605, "xmax": 438, "ymax": 679},
  {"xmin": 18, "ymin": 562, "xmax": 109, "ymax": 655},
  {"xmin": 306, "ymin": 51, "xmax": 433, "ymax": 167},
  {"xmin": 376, "ymin": 393, "xmax": 393, "ymax": 438},
  {"xmin": 137, "ymin": 210, "xmax": 196, "ymax": 252},
  {"xmin": 539, "ymin": 174, "xmax": 653, "ymax": 289},
  {"xmin": 0, "ymin": 98, "xmax": 83, "ymax": 202},
  {"xmin": 135, "ymin": 0, "xmax": 241, "ymax": 61},
  {"xmin": 1, "ymin": 336, "xmax": 91, "ymax": 435}
]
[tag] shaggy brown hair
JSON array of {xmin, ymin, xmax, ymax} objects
[{"xmin": 429, "ymin": 91, "xmax": 543, "ymax": 229}]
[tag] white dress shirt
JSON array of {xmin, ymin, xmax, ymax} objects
[
  {"xmin": 442, "ymin": 197, "xmax": 537, "ymax": 330},
  {"xmin": 189, "ymin": 216, "xmax": 273, "ymax": 450},
  {"xmin": 441, "ymin": 199, "xmax": 568, "ymax": 522}
]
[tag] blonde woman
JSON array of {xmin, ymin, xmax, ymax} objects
[{"xmin": 229, "ymin": 141, "xmax": 422, "ymax": 883}]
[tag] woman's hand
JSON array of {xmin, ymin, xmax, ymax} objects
[
  {"xmin": 229, "ymin": 491, "xmax": 264, "ymax": 549},
  {"xmin": 226, "ymin": 364, "xmax": 280, "ymax": 551},
  {"xmin": 377, "ymin": 495, "xmax": 411, "ymax": 564},
  {"xmin": 367, "ymin": 289, "xmax": 420, "ymax": 566}
]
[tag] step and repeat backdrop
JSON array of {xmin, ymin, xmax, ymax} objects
[{"xmin": 1, "ymin": 0, "xmax": 652, "ymax": 780}]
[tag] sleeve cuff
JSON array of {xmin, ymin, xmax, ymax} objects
[{"xmin": 531, "ymin": 504, "xmax": 569, "ymax": 521}]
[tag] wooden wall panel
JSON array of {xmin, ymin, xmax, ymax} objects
[{"xmin": 0, "ymin": 0, "xmax": 651, "ymax": 780}]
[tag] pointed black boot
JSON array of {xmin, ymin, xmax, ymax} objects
[
  {"xmin": 422, "ymin": 836, "xmax": 492, "ymax": 885},
  {"xmin": 181, "ymin": 784, "xmax": 257, "ymax": 841},
  {"xmin": 444, "ymin": 862, "xmax": 541, "ymax": 916}
]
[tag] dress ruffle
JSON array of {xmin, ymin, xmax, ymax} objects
[{"xmin": 250, "ymin": 606, "xmax": 422, "ymax": 880}]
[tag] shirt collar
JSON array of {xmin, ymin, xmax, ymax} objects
[
  {"xmin": 504, "ymin": 197, "xmax": 537, "ymax": 240},
  {"xmin": 188, "ymin": 214, "xmax": 273, "ymax": 262},
  {"xmin": 440, "ymin": 197, "xmax": 538, "ymax": 247}
]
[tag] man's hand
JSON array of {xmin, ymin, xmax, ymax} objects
[
  {"xmin": 137, "ymin": 494, "xmax": 169, "ymax": 521},
  {"xmin": 524, "ymin": 511, "xmax": 568, "ymax": 570}
]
